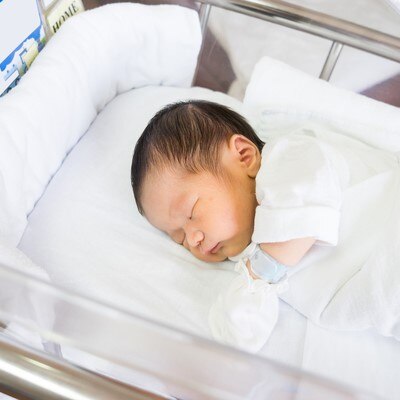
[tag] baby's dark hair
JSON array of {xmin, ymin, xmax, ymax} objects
[{"xmin": 131, "ymin": 100, "xmax": 264, "ymax": 214}]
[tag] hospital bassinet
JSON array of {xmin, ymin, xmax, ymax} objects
[{"xmin": 0, "ymin": 0, "xmax": 400, "ymax": 399}]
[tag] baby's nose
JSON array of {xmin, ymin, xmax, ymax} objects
[{"xmin": 186, "ymin": 229, "xmax": 204, "ymax": 248}]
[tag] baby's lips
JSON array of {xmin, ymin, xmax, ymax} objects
[{"xmin": 210, "ymin": 242, "xmax": 221, "ymax": 254}]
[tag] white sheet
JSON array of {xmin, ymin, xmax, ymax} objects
[
  {"xmin": 18, "ymin": 85, "xmax": 244, "ymax": 333},
  {"xmin": 18, "ymin": 84, "xmax": 400, "ymax": 399}
]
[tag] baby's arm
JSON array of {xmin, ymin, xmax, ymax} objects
[
  {"xmin": 245, "ymin": 237, "xmax": 316, "ymax": 280},
  {"xmin": 260, "ymin": 237, "xmax": 316, "ymax": 267}
]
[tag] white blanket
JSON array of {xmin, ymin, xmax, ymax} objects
[{"xmin": 243, "ymin": 56, "xmax": 400, "ymax": 340}]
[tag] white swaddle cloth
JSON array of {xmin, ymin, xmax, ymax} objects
[{"xmin": 208, "ymin": 243, "xmax": 288, "ymax": 352}]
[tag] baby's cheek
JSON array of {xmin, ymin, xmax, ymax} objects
[
  {"xmin": 219, "ymin": 208, "xmax": 240, "ymax": 230},
  {"xmin": 187, "ymin": 246, "xmax": 225, "ymax": 263},
  {"xmin": 221, "ymin": 213, "xmax": 242, "ymax": 236}
]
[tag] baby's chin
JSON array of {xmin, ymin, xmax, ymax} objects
[
  {"xmin": 187, "ymin": 238, "xmax": 252, "ymax": 263},
  {"xmin": 191, "ymin": 244, "xmax": 249, "ymax": 263},
  {"xmin": 192, "ymin": 251, "xmax": 228, "ymax": 263}
]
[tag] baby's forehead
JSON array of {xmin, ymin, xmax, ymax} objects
[
  {"xmin": 142, "ymin": 167, "xmax": 187, "ymax": 202},
  {"xmin": 141, "ymin": 169, "xmax": 195, "ymax": 228},
  {"xmin": 140, "ymin": 172, "xmax": 174, "ymax": 225},
  {"xmin": 147, "ymin": 163, "xmax": 190, "ymax": 182}
]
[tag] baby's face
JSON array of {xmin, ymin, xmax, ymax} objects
[{"xmin": 141, "ymin": 141, "xmax": 259, "ymax": 262}]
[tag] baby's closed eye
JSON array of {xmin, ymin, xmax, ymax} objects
[
  {"xmin": 170, "ymin": 230, "xmax": 185, "ymax": 245},
  {"xmin": 189, "ymin": 198, "xmax": 199, "ymax": 220}
]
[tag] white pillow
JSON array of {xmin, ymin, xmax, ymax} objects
[
  {"xmin": 244, "ymin": 56, "xmax": 400, "ymax": 153},
  {"xmin": 0, "ymin": 4, "xmax": 201, "ymax": 246}
]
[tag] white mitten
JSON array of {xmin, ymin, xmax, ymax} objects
[{"xmin": 208, "ymin": 259, "xmax": 288, "ymax": 353}]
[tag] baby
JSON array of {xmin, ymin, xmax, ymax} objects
[
  {"xmin": 129, "ymin": 100, "xmax": 343, "ymax": 283},
  {"xmin": 132, "ymin": 100, "xmax": 400, "ymax": 348}
]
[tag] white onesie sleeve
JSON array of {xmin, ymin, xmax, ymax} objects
[{"xmin": 253, "ymin": 133, "xmax": 345, "ymax": 246}]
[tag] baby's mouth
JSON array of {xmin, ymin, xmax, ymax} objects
[{"xmin": 210, "ymin": 242, "xmax": 221, "ymax": 254}]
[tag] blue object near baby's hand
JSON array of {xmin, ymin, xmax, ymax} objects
[{"xmin": 249, "ymin": 246, "xmax": 287, "ymax": 283}]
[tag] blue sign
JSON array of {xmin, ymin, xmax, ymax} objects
[{"xmin": 0, "ymin": 0, "xmax": 45, "ymax": 96}]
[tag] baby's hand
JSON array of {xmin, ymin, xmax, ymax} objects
[{"xmin": 245, "ymin": 259, "xmax": 260, "ymax": 280}]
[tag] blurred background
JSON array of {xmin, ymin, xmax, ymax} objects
[
  {"xmin": 1, "ymin": 0, "xmax": 399, "ymax": 105},
  {"xmin": 81, "ymin": 0, "xmax": 400, "ymax": 107}
]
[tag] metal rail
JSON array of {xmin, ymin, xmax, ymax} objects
[
  {"xmin": 319, "ymin": 41, "xmax": 344, "ymax": 80},
  {"xmin": 197, "ymin": 0, "xmax": 400, "ymax": 63},
  {"xmin": 199, "ymin": 2, "xmax": 212, "ymax": 36},
  {"xmin": 0, "ymin": 337, "xmax": 164, "ymax": 400}
]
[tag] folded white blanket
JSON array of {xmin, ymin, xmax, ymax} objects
[{"xmin": 0, "ymin": 4, "xmax": 201, "ymax": 246}]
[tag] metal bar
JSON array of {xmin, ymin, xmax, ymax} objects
[
  {"xmin": 199, "ymin": 2, "xmax": 212, "ymax": 36},
  {"xmin": 192, "ymin": 3, "xmax": 213, "ymax": 85},
  {"xmin": 0, "ymin": 337, "xmax": 163, "ymax": 400},
  {"xmin": 319, "ymin": 41, "xmax": 344, "ymax": 81},
  {"xmin": 198, "ymin": 0, "xmax": 400, "ymax": 62}
]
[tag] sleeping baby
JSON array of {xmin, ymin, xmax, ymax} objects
[{"xmin": 131, "ymin": 100, "xmax": 400, "ymax": 350}]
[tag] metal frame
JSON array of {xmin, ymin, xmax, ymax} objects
[
  {"xmin": 198, "ymin": 2, "xmax": 212, "ymax": 35},
  {"xmin": 0, "ymin": 337, "xmax": 162, "ymax": 400},
  {"xmin": 2, "ymin": 0, "xmax": 400, "ymax": 398},
  {"xmin": 197, "ymin": 0, "xmax": 400, "ymax": 81},
  {"xmin": 319, "ymin": 41, "xmax": 344, "ymax": 81}
]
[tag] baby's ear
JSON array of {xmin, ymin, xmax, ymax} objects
[{"xmin": 229, "ymin": 134, "xmax": 260, "ymax": 178}]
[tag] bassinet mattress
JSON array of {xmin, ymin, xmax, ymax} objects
[{"xmin": 18, "ymin": 85, "xmax": 400, "ymax": 400}]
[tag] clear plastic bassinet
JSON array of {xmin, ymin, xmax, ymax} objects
[
  {"xmin": 1, "ymin": 0, "xmax": 399, "ymax": 399},
  {"xmin": 0, "ymin": 263, "xmax": 379, "ymax": 399}
]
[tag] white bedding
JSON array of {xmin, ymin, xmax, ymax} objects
[
  {"xmin": 244, "ymin": 57, "xmax": 400, "ymax": 338},
  {"xmin": 18, "ymin": 83, "xmax": 400, "ymax": 399},
  {"xmin": 1, "ymin": 3, "xmax": 400, "ymax": 399},
  {"xmin": 19, "ymin": 85, "xmax": 243, "ymax": 337},
  {"xmin": 243, "ymin": 57, "xmax": 400, "ymax": 398},
  {"xmin": 0, "ymin": 3, "xmax": 200, "ymax": 247},
  {"xmin": 17, "ymin": 84, "xmax": 310, "ymax": 391}
]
